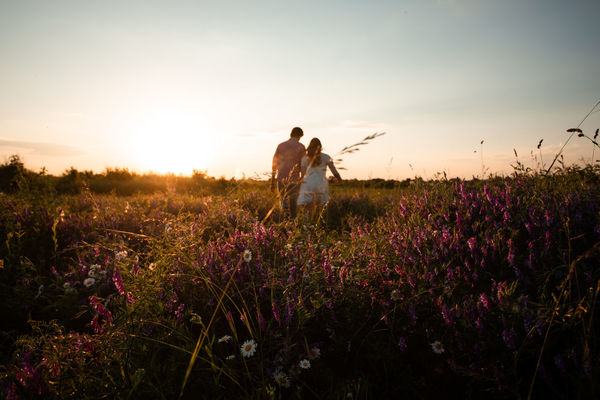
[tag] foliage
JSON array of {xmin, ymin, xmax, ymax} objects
[{"xmin": 0, "ymin": 167, "xmax": 599, "ymax": 399}]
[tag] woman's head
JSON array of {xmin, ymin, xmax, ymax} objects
[{"xmin": 307, "ymin": 138, "xmax": 322, "ymax": 165}]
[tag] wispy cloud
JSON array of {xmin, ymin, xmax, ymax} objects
[{"xmin": 0, "ymin": 139, "xmax": 85, "ymax": 157}]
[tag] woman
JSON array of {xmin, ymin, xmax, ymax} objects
[{"xmin": 297, "ymin": 138, "xmax": 342, "ymax": 223}]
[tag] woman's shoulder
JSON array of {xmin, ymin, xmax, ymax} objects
[{"xmin": 320, "ymin": 153, "xmax": 331, "ymax": 162}]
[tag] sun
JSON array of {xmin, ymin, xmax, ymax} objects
[{"xmin": 130, "ymin": 110, "xmax": 216, "ymax": 175}]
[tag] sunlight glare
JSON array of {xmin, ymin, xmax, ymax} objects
[{"xmin": 131, "ymin": 110, "xmax": 216, "ymax": 175}]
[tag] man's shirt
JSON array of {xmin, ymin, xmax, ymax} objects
[{"xmin": 272, "ymin": 138, "xmax": 306, "ymax": 183}]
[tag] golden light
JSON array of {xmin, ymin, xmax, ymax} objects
[{"xmin": 130, "ymin": 110, "xmax": 216, "ymax": 175}]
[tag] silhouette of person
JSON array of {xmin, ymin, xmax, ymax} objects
[
  {"xmin": 297, "ymin": 137, "xmax": 342, "ymax": 223},
  {"xmin": 271, "ymin": 127, "xmax": 306, "ymax": 218}
]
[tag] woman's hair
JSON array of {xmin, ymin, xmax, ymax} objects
[{"xmin": 306, "ymin": 138, "xmax": 322, "ymax": 166}]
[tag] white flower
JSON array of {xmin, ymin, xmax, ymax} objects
[
  {"xmin": 299, "ymin": 359, "xmax": 311, "ymax": 369},
  {"xmin": 430, "ymin": 340, "xmax": 445, "ymax": 354},
  {"xmin": 390, "ymin": 289, "xmax": 401, "ymax": 301},
  {"xmin": 226, "ymin": 354, "xmax": 236, "ymax": 360},
  {"xmin": 218, "ymin": 335, "xmax": 232, "ymax": 343},
  {"xmin": 88, "ymin": 269, "xmax": 98, "ymax": 278},
  {"xmin": 189, "ymin": 313, "xmax": 202, "ymax": 324},
  {"xmin": 273, "ymin": 370, "xmax": 291, "ymax": 388},
  {"xmin": 63, "ymin": 282, "xmax": 71, "ymax": 289},
  {"xmin": 242, "ymin": 249, "xmax": 252, "ymax": 263},
  {"xmin": 83, "ymin": 277, "xmax": 96, "ymax": 288},
  {"xmin": 240, "ymin": 339, "xmax": 257, "ymax": 358},
  {"xmin": 308, "ymin": 347, "xmax": 321, "ymax": 360},
  {"xmin": 148, "ymin": 263, "xmax": 156, "ymax": 271},
  {"xmin": 115, "ymin": 250, "xmax": 127, "ymax": 260}
]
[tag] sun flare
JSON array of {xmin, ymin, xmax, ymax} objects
[{"xmin": 130, "ymin": 110, "xmax": 216, "ymax": 175}]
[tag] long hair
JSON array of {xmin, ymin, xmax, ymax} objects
[{"xmin": 306, "ymin": 138, "xmax": 322, "ymax": 166}]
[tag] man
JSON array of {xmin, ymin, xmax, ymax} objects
[{"xmin": 271, "ymin": 127, "xmax": 306, "ymax": 218}]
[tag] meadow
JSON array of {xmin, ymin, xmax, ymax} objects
[{"xmin": 0, "ymin": 159, "xmax": 599, "ymax": 399}]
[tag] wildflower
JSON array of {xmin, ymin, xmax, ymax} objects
[
  {"xmin": 83, "ymin": 277, "xmax": 96, "ymax": 288},
  {"xmin": 63, "ymin": 282, "xmax": 71, "ymax": 289},
  {"xmin": 148, "ymin": 263, "xmax": 156, "ymax": 271},
  {"xmin": 240, "ymin": 339, "xmax": 257, "ymax": 358},
  {"xmin": 397, "ymin": 337, "xmax": 407, "ymax": 352},
  {"xmin": 34, "ymin": 284, "xmax": 44, "ymax": 299},
  {"xmin": 299, "ymin": 359, "xmax": 311, "ymax": 369},
  {"xmin": 189, "ymin": 312, "xmax": 202, "ymax": 324},
  {"xmin": 273, "ymin": 370, "xmax": 291, "ymax": 388},
  {"xmin": 243, "ymin": 249, "xmax": 252, "ymax": 263},
  {"xmin": 308, "ymin": 347, "xmax": 321, "ymax": 360},
  {"xmin": 430, "ymin": 340, "xmax": 445, "ymax": 354},
  {"xmin": 218, "ymin": 335, "xmax": 232, "ymax": 343},
  {"xmin": 226, "ymin": 354, "xmax": 236, "ymax": 360},
  {"xmin": 115, "ymin": 250, "xmax": 127, "ymax": 260},
  {"xmin": 390, "ymin": 289, "xmax": 401, "ymax": 301}
]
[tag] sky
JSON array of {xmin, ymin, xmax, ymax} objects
[{"xmin": 1, "ymin": 0, "xmax": 599, "ymax": 180}]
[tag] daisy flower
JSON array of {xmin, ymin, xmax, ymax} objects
[
  {"xmin": 273, "ymin": 370, "xmax": 291, "ymax": 388},
  {"xmin": 189, "ymin": 313, "xmax": 202, "ymax": 324},
  {"xmin": 63, "ymin": 282, "xmax": 71, "ymax": 289},
  {"xmin": 218, "ymin": 335, "xmax": 232, "ymax": 343},
  {"xmin": 308, "ymin": 347, "xmax": 321, "ymax": 360},
  {"xmin": 299, "ymin": 359, "xmax": 311, "ymax": 369},
  {"xmin": 430, "ymin": 340, "xmax": 445, "ymax": 354},
  {"xmin": 83, "ymin": 277, "xmax": 96, "ymax": 288},
  {"xmin": 242, "ymin": 249, "xmax": 252, "ymax": 263},
  {"xmin": 115, "ymin": 250, "xmax": 127, "ymax": 260},
  {"xmin": 226, "ymin": 354, "xmax": 236, "ymax": 360},
  {"xmin": 240, "ymin": 339, "xmax": 257, "ymax": 358}
]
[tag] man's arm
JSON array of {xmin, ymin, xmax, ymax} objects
[{"xmin": 271, "ymin": 147, "xmax": 280, "ymax": 192}]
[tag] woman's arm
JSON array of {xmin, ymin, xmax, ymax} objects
[{"xmin": 327, "ymin": 158, "xmax": 342, "ymax": 181}]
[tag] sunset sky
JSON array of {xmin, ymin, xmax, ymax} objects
[{"xmin": 1, "ymin": 0, "xmax": 599, "ymax": 180}]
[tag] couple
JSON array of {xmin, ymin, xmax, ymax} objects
[{"xmin": 271, "ymin": 127, "xmax": 342, "ymax": 221}]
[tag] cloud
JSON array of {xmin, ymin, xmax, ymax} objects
[{"xmin": 0, "ymin": 139, "xmax": 85, "ymax": 157}]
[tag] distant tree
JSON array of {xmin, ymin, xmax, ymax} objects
[{"xmin": 0, "ymin": 155, "xmax": 27, "ymax": 192}]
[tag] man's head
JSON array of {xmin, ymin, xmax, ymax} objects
[{"xmin": 290, "ymin": 127, "xmax": 303, "ymax": 139}]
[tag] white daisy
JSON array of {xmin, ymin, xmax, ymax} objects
[
  {"xmin": 308, "ymin": 347, "xmax": 321, "ymax": 360},
  {"xmin": 273, "ymin": 370, "xmax": 291, "ymax": 388},
  {"xmin": 63, "ymin": 282, "xmax": 71, "ymax": 289},
  {"xmin": 115, "ymin": 250, "xmax": 127, "ymax": 260},
  {"xmin": 218, "ymin": 335, "xmax": 232, "ymax": 343},
  {"xmin": 299, "ymin": 359, "xmax": 311, "ymax": 369},
  {"xmin": 240, "ymin": 339, "xmax": 257, "ymax": 358},
  {"xmin": 83, "ymin": 277, "xmax": 96, "ymax": 288},
  {"xmin": 226, "ymin": 354, "xmax": 235, "ymax": 360},
  {"xmin": 242, "ymin": 249, "xmax": 252, "ymax": 263},
  {"xmin": 189, "ymin": 313, "xmax": 202, "ymax": 324},
  {"xmin": 430, "ymin": 340, "xmax": 445, "ymax": 354}
]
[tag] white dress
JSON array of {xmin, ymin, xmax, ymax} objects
[{"xmin": 297, "ymin": 153, "xmax": 334, "ymax": 206}]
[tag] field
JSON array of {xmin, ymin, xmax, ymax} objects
[{"xmin": 0, "ymin": 164, "xmax": 599, "ymax": 399}]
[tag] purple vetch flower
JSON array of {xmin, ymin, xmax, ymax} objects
[
  {"xmin": 272, "ymin": 302, "xmax": 281, "ymax": 327},
  {"xmin": 257, "ymin": 311, "xmax": 266, "ymax": 331},
  {"xmin": 112, "ymin": 268, "xmax": 125, "ymax": 295},
  {"xmin": 397, "ymin": 337, "xmax": 407, "ymax": 351},
  {"xmin": 175, "ymin": 303, "xmax": 185, "ymax": 323},
  {"xmin": 479, "ymin": 293, "xmax": 490, "ymax": 311}
]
